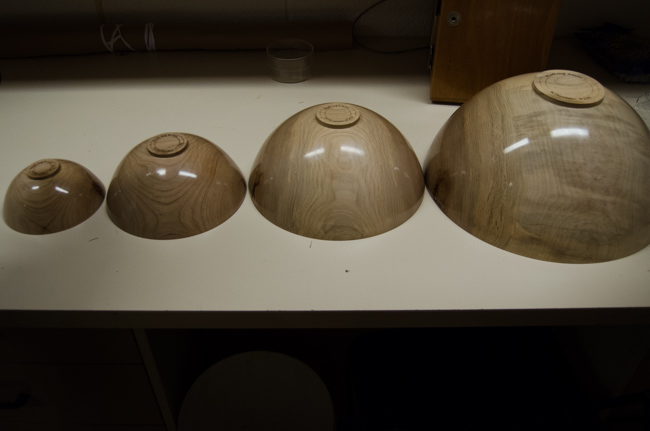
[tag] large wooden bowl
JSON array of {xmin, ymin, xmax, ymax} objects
[
  {"xmin": 107, "ymin": 133, "xmax": 246, "ymax": 239},
  {"xmin": 249, "ymin": 102, "xmax": 425, "ymax": 240},
  {"xmin": 425, "ymin": 70, "xmax": 650, "ymax": 263},
  {"xmin": 3, "ymin": 159, "xmax": 105, "ymax": 235}
]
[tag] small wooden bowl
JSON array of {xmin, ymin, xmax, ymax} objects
[
  {"xmin": 3, "ymin": 159, "xmax": 105, "ymax": 235},
  {"xmin": 250, "ymin": 102, "xmax": 425, "ymax": 240},
  {"xmin": 425, "ymin": 70, "xmax": 650, "ymax": 263},
  {"xmin": 106, "ymin": 133, "xmax": 246, "ymax": 239}
]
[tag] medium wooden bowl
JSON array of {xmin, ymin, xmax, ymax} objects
[
  {"xmin": 107, "ymin": 133, "xmax": 246, "ymax": 239},
  {"xmin": 3, "ymin": 159, "xmax": 105, "ymax": 235},
  {"xmin": 249, "ymin": 102, "xmax": 425, "ymax": 240},
  {"xmin": 425, "ymin": 70, "xmax": 650, "ymax": 263}
]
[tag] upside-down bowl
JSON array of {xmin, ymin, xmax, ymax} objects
[
  {"xmin": 424, "ymin": 70, "xmax": 650, "ymax": 263},
  {"xmin": 107, "ymin": 132, "xmax": 245, "ymax": 239},
  {"xmin": 249, "ymin": 102, "xmax": 425, "ymax": 240},
  {"xmin": 3, "ymin": 159, "xmax": 105, "ymax": 235}
]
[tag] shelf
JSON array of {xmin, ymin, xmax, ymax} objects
[{"xmin": 0, "ymin": 43, "xmax": 648, "ymax": 328}]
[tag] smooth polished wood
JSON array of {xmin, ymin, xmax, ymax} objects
[
  {"xmin": 107, "ymin": 133, "xmax": 245, "ymax": 240},
  {"xmin": 425, "ymin": 70, "xmax": 650, "ymax": 263},
  {"xmin": 429, "ymin": 0, "xmax": 562, "ymax": 103},
  {"xmin": 3, "ymin": 159, "xmax": 105, "ymax": 235},
  {"xmin": 249, "ymin": 103, "xmax": 425, "ymax": 240},
  {"xmin": 533, "ymin": 70, "xmax": 605, "ymax": 106}
]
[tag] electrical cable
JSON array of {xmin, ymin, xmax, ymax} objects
[{"xmin": 352, "ymin": 0, "xmax": 431, "ymax": 53}]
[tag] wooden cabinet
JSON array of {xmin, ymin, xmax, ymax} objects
[
  {"xmin": 0, "ymin": 329, "xmax": 141, "ymax": 364},
  {"xmin": 429, "ymin": 0, "xmax": 562, "ymax": 103},
  {"xmin": 0, "ymin": 329, "xmax": 165, "ymax": 431}
]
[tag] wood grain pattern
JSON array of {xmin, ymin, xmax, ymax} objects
[
  {"xmin": 107, "ymin": 133, "xmax": 245, "ymax": 240},
  {"xmin": 249, "ymin": 103, "xmax": 424, "ymax": 240},
  {"xmin": 424, "ymin": 71, "xmax": 650, "ymax": 263},
  {"xmin": 533, "ymin": 70, "xmax": 605, "ymax": 106},
  {"xmin": 429, "ymin": 0, "xmax": 562, "ymax": 103},
  {"xmin": 0, "ymin": 363, "xmax": 162, "ymax": 425},
  {"xmin": 3, "ymin": 159, "xmax": 105, "ymax": 235}
]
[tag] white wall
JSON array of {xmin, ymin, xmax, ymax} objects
[
  {"xmin": 0, "ymin": 0, "xmax": 437, "ymax": 39},
  {"xmin": 2, "ymin": 0, "xmax": 649, "ymax": 42},
  {"xmin": 554, "ymin": 0, "xmax": 650, "ymax": 37}
]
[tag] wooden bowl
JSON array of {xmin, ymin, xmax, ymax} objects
[
  {"xmin": 249, "ymin": 102, "xmax": 425, "ymax": 240},
  {"xmin": 425, "ymin": 70, "xmax": 650, "ymax": 263},
  {"xmin": 3, "ymin": 159, "xmax": 105, "ymax": 235},
  {"xmin": 107, "ymin": 133, "xmax": 246, "ymax": 239}
]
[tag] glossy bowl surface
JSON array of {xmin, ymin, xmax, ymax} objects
[
  {"xmin": 425, "ymin": 70, "xmax": 650, "ymax": 263},
  {"xmin": 3, "ymin": 159, "xmax": 105, "ymax": 234},
  {"xmin": 107, "ymin": 133, "xmax": 245, "ymax": 239},
  {"xmin": 249, "ymin": 102, "xmax": 425, "ymax": 240}
]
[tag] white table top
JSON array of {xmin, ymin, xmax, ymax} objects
[{"xmin": 1, "ymin": 42, "xmax": 649, "ymax": 328}]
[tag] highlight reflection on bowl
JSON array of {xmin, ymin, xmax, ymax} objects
[
  {"xmin": 249, "ymin": 102, "xmax": 425, "ymax": 240},
  {"xmin": 3, "ymin": 159, "xmax": 105, "ymax": 235},
  {"xmin": 107, "ymin": 133, "xmax": 246, "ymax": 239},
  {"xmin": 424, "ymin": 70, "xmax": 650, "ymax": 263}
]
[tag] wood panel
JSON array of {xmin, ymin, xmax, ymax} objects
[
  {"xmin": 0, "ymin": 364, "xmax": 163, "ymax": 426},
  {"xmin": 0, "ymin": 329, "xmax": 141, "ymax": 364},
  {"xmin": 430, "ymin": 0, "xmax": 562, "ymax": 103},
  {"xmin": 1, "ymin": 425, "xmax": 166, "ymax": 431}
]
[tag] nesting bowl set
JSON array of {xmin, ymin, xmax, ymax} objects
[{"xmin": 4, "ymin": 70, "xmax": 650, "ymax": 264}]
